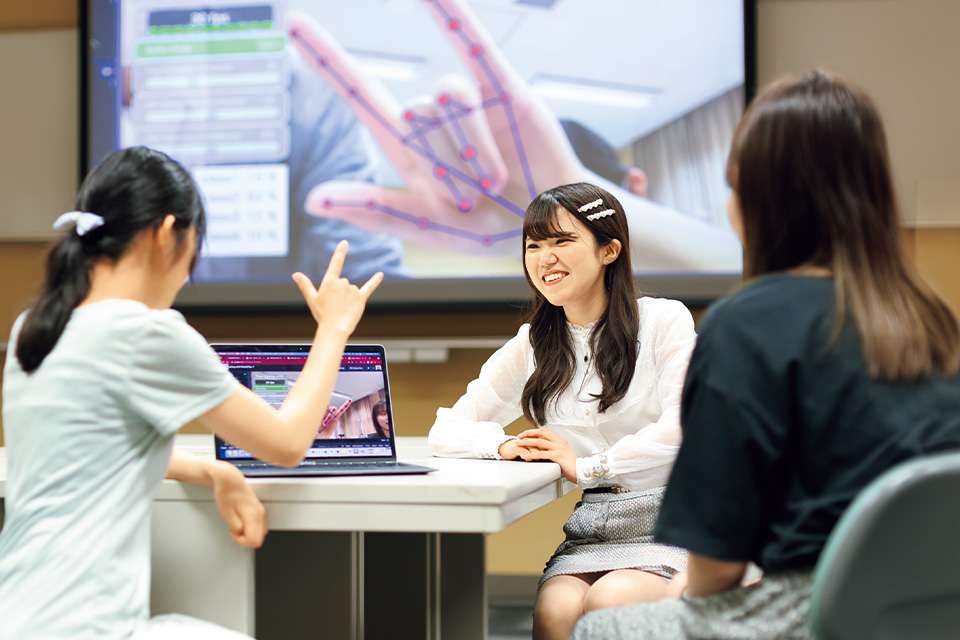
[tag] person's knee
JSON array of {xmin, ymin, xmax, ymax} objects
[
  {"xmin": 583, "ymin": 571, "xmax": 668, "ymax": 612},
  {"xmin": 534, "ymin": 586, "xmax": 583, "ymax": 624},
  {"xmin": 533, "ymin": 580, "xmax": 587, "ymax": 637}
]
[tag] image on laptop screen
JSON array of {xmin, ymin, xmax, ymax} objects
[{"xmin": 214, "ymin": 344, "xmax": 398, "ymax": 464}]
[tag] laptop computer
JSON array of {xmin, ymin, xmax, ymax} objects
[{"xmin": 212, "ymin": 343, "xmax": 436, "ymax": 477}]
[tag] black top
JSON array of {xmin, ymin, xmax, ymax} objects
[{"xmin": 654, "ymin": 274, "xmax": 960, "ymax": 573}]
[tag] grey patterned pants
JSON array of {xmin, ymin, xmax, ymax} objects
[{"xmin": 571, "ymin": 570, "xmax": 814, "ymax": 640}]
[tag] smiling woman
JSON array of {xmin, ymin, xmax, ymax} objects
[
  {"xmin": 522, "ymin": 208, "xmax": 619, "ymax": 326},
  {"xmin": 428, "ymin": 182, "xmax": 698, "ymax": 640}
]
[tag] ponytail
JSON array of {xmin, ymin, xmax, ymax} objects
[
  {"xmin": 14, "ymin": 146, "xmax": 205, "ymax": 373},
  {"xmin": 16, "ymin": 238, "xmax": 92, "ymax": 372}
]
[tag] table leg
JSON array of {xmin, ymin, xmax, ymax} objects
[
  {"xmin": 364, "ymin": 532, "xmax": 487, "ymax": 640},
  {"xmin": 439, "ymin": 533, "xmax": 488, "ymax": 640},
  {"xmin": 255, "ymin": 531, "xmax": 361, "ymax": 640},
  {"xmin": 148, "ymin": 521, "xmax": 488, "ymax": 640}
]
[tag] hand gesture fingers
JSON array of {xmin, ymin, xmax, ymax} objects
[
  {"xmin": 321, "ymin": 237, "xmax": 349, "ymax": 282},
  {"xmin": 288, "ymin": 13, "xmax": 409, "ymax": 171},
  {"xmin": 422, "ymin": 0, "xmax": 527, "ymax": 102},
  {"xmin": 358, "ymin": 270, "xmax": 385, "ymax": 300},
  {"xmin": 289, "ymin": 3, "xmax": 743, "ymax": 271},
  {"xmin": 304, "ymin": 181, "xmax": 520, "ymax": 254},
  {"xmin": 419, "ymin": 74, "xmax": 509, "ymax": 196},
  {"xmin": 292, "ymin": 240, "xmax": 382, "ymax": 333}
]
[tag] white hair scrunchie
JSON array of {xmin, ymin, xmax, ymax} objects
[{"xmin": 53, "ymin": 211, "xmax": 106, "ymax": 236}]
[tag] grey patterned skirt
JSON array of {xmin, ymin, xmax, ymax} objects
[{"xmin": 539, "ymin": 485, "xmax": 688, "ymax": 589}]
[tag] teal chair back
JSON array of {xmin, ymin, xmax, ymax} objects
[{"xmin": 809, "ymin": 451, "xmax": 960, "ymax": 640}]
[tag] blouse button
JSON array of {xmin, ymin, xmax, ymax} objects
[{"xmin": 585, "ymin": 409, "xmax": 591, "ymax": 416}]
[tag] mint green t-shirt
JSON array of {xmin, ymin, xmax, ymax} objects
[{"xmin": 0, "ymin": 300, "xmax": 238, "ymax": 639}]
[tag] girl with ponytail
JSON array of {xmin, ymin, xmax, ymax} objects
[
  {"xmin": 0, "ymin": 146, "xmax": 382, "ymax": 639},
  {"xmin": 428, "ymin": 182, "xmax": 698, "ymax": 640}
]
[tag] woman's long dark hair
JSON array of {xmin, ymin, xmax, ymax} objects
[
  {"xmin": 728, "ymin": 70, "xmax": 959, "ymax": 380},
  {"xmin": 371, "ymin": 400, "xmax": 388, "ymax": 438},
  {"xmin": 520, "ymin": 182, "xmax": 639, "ymax": 425},
  {"xmin": 16, "ymin": 146, "xmax": 205, "ymax": 373}
]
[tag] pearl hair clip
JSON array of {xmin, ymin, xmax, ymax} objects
[
  {"xmin": 586, "ymin": 209, "xmax": 615, "ymax": 221},
  {"xmin": 577, "ymin": 198, "xmax": 603, "ymax": 213},
  {"xmin": 53, "ymin": 211, "xmax": 105, "ymax": 236}
]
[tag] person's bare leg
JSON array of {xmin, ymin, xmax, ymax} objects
[
  {"xmin": 533, "ymin": 574, "xmax": 598, "ymax": 640},
  {"xmin": 582, "ymin": 569, "xmax": 670, "ymax": 613}
]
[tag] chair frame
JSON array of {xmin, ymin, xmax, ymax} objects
[{"xmin": 809, "ymin": 450, "xmax": 960, "ymax": 640}]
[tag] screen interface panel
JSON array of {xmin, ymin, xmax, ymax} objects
[{"xmin": 216, "ymin": 347, "xmax": 394, "ymax": 461}]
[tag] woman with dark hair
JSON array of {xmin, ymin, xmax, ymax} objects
[
  {"xmin": 370, "ymin": 400, "xmax": 390, "ymax": 438},
  {"xmin": 572, "ymin": 71, "xmax": 960, "ymax": 640},
  {"xmin": 428, "ymin": 182, "xmax": 697, "ymax": 639},
  {"xmin": 0, "ymin": 146, "xmax": 381, "ymax": 639}
]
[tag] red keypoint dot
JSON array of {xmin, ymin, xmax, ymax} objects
[
  {"xmin": 438, "ymin": 94, "xmax": 450, "ymax": 106},
  {"xmin": 500, "ymin": 92, "xmax": 512, "ymax": 103},
  {"xmin": 448, "ymin": 19, "xmax": 460, "ymax": 31},
  {"xmin": 458, "ymin": 199, "xmax": 472, "ymax": 212},
  {"xmin": 365, "ymin": 200, "xmax": 377, "ymax": 210},
  {"xmin": 461, "ymin": 146, "xmax": 477, "ymax": 160},
  {"xmin": 418, "ymin": 217, "xmax": 430, "ymax": 229},
  {"xmin": 470, "ymin": 45, "xmax": 483, "ymax": 57},
  {"xmin": 480, "ymin": 177, "xmax": 493, "ymax": 190},
  {"xmin": 482, "ymin": 236, "xmax": 493, "ymax": 246},
  {"xmin": 403, "ymin": 110, "xmax": 415, "ymax": 121},
  {"xmin": 323, "ymin": 199, "xmax": 333, "ymax": 209},
  {"xmin": 434, "ymin": 166, "xmax": 448, "ymax": 178}
]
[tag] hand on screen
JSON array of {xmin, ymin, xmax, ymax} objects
[
  {"xmin": 288, "ymin": 0, "xmax": 741, "ymax": 272},
  {"xmin": 293, "ymin": 240, "xmax": 383, "ymax": 335}
]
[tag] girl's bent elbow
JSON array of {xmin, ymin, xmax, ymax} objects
[
  {"xmin": 270, "ymin": 443, "xmax": 306, "ymax": 468},
  {"xmin": 276, "ymin": 454, "xmax": 304, "ymax": 468}
]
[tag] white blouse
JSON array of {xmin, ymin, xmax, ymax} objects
[{"xmin": 428, "ymin": 297, "xmax": 697, "ymax": 491}]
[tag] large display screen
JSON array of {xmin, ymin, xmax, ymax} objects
[{"xmin": 82, "ymin": 0, "xmax": 751, "ymax": 307}]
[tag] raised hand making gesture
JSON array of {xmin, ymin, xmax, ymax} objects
[
  {"xmin": 293, "ymin": 239, "xmax": 384, "ymax": 335},
  {"xmin": 288, "ymin": 0, "xmax": 740, "ymax": 272}
]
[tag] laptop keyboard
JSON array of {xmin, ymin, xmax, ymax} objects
[{"xmin": 239, "ymin": 460, "xmax": 396, "ymax": 470}]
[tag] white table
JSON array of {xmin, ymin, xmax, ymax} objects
[{"xmin": 1, "ymin": 435, "xmax": 570, "ymax": 639}]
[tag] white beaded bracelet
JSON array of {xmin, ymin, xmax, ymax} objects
[{"xmin": 591, "ymin": 452, "xmax": 608, "ymax": 478}]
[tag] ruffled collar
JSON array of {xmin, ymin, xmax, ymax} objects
[{"xmin": 567, "ymin": 318, "xmax": 599, "ymax": 341}]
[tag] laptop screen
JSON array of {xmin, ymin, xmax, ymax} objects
[{"xmin": 212, "ymin": 344, "xmax": 397, "ymax": 462}]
